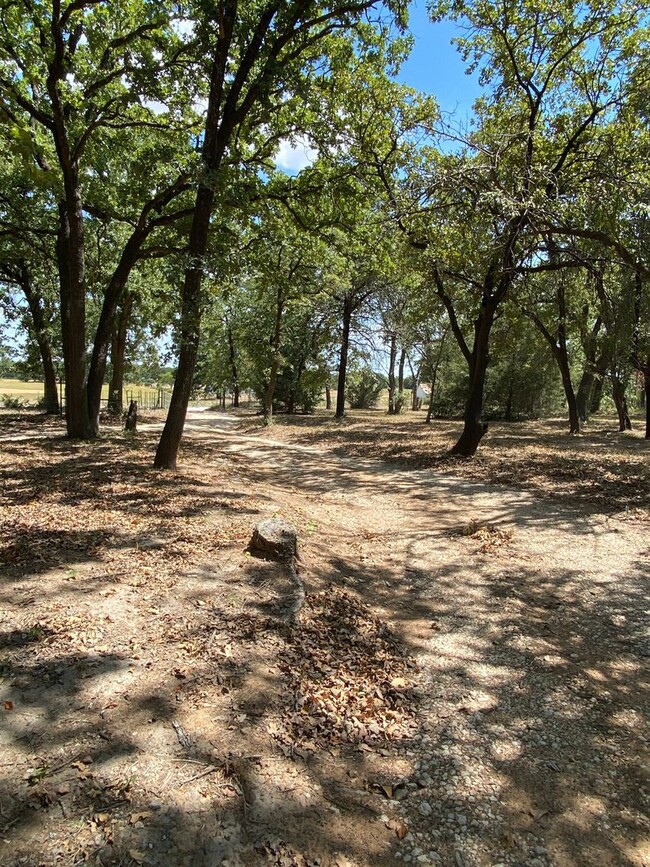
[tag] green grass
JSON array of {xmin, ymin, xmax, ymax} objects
[{"xmin": 0, "ymin": 379, "xmax": 162, "ymax": 406}]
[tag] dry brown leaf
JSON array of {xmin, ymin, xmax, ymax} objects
[
  {"xmin": 386, "ymin": 817, "xmax": 408, "ymax": 839},
  {"xmin": 129, "ymin": 811, "xmax": 153, "ymax": 824}
]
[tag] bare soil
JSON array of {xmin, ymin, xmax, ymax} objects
[{"xmin": 0, "ymin": 408, "xmax": 648, "ymax": 867}]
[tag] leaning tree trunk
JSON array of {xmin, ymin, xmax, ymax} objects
[
  {"xmin": 18, "ymin": 263, "xmax": 59, "ymax": 414},
  {"xmin": 108, "ymin": 293, "xmax": 133, "ymax": 415},
  {"xmin": 335, "ymin": 296, "xmax": 353, "ymax": 418},
  {"xmin": 87, "ymin": 233, "xmax": 145, "ymax": 435},
  {"xmin": 154, "ymin": 185, "xmax": 213, "ymax": 470}
]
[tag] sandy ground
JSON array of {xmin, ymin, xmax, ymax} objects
[{"xmin": 0, "ymin": 409, "xmax": 648, "ymax": 867}]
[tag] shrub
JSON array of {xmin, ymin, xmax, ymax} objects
[
  {"xmin": 1, "ymin": 394, "xmax": 25, "ymax": 409},
  {"xmin": 346, "ymin": 367, "xmax": 386, "ymax": 409}
]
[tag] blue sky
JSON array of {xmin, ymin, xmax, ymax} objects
[
  {"xmin": 396, "ymin": 1, "xmax": 482, "ymax": 119},
  {"xmin": 276, "ymin": 1, "xmax": 482, "ymax": 172}
]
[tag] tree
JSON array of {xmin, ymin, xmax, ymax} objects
[
  {"xmin": 372, "ymin": 0, "xmax": 642, "ymax": 454},
  {"xmin": 153, "ymin": 0, "xmax": 407, "ymax": 468},
  {"xmin": 0, "ymin": 1, "xmax": 196, "ymax": 437}
]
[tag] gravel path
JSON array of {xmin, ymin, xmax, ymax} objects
[{"xmin": 212, "ymin": 421, "xmax": 650, "ymax": 867}]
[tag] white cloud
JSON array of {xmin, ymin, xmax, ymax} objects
[{"xmin": 275, "ymin": 137, "xmax": 318, "ymax": 174}]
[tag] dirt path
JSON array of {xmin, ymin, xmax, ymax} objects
[{"xmin": 1, "ymin": 412, "xmax": 648, "ymax": 867}]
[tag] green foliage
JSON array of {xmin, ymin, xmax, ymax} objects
[
  {"xmin": 346, "ymin": 367, "xmax": 387, "ymax": 409},
  {"xmin": 1, "ymin": 393, "xmax": 24, "ymax": 409}
]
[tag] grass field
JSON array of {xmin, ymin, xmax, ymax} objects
[{"xmin": 0, "ymin": 378, "xmax": 162, "ymax": 407}]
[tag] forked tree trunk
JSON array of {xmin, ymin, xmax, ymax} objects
[{"xmin": 524, "ymin": 285, "xmax": 580, "ymax": 435}]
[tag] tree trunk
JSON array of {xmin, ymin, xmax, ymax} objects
[
  {"xmin": 575, "ymin": 316, "xmax": 603, "ymax": 423},
  {"xmin": 449, "ymin": 306, "xmax": 494, "ymax": 456},
  {"xmin": 557, "ymin": 350, "xmax": 581, "ymax": 434},
  {"xmin": 108, "ymin": 293, "xmax": 133, "ymax": 415},
  {"xmin": 410, "ymin": 355, "xmax": 423, "ymax": 411},
  {"xmin": 610, "ymin": 370, "xmax": 631, "ymax": 431},
  {"xmin": 325, "ymin": 383, "xmax": 331, "ymax": 410},
  {"xmin": 396, "ymin": 347, "xmax": 406, "ymax": 413},
  {"xmin": 575, "ymin": 370, "xmax": 594, "ymax": 424},
  {"xmin": 643, "ymin": 353, "xmax": 650, "ymax": 440},
  {"xmin": 227, "ymin": 323, "xmax": 240, "ymax": 408},
  {"xmin": 56, "ymin": 197, "xmax": 91, "ymax": 439},
  {"xmin": 335, "ymin": 296, "xmax": 353, "ymax": 418},
  {"xmin": 154, "ymin": 185, "xmax": 213, "ymax": 470},
  {"xmin": 525, "ymin": 285, "xmax": 580, "ymax": 434},
  {"xmin": 17, "ymin": 263, "xmax": 59, "ymax": 414},
  {"xmin": 125, "ymin": 400, "xmax": 137, "ymax": 431},
  {"xmin": 590, "ymin": 371, "xmax": 605, "ymax": 414},
  {"xmin": 387, "ymin": 331, "xmax": 397, "ymax": 414},
  {"xmin": 263, "ymin": 285, "xmax": 284, "ymax": 425},
  {"xmin": 425, "ymin": 329, "xmax": 448, "ymax": 424},
  {"xmin": 87, "ymin": 233, "xmax": 145, "ymax": 435}
]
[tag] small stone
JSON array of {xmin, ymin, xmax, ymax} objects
[{"xmin": 418, "ymin": 802, "xmax": 433, "ymax": 816}]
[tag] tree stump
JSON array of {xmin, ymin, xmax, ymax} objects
[
  {"xmin": 249, "ymin": 519, "xmax": 303, "ymax": 621},
  {"xmin": 249, "ymin": 518, "xmax": 298, "ymax": 561},
  {"xmin": 125, "ymin": 400, "xmax": 138, "ymax": 431}
]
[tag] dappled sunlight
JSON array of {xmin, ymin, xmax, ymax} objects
[{"xmin": 1, "ymin": 412, "xmax": 648, "ymax": 866}]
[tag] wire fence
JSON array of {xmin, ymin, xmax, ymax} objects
[{"xmin": 123, "ymin": 388, "xmax": 172, "ymax": 411}]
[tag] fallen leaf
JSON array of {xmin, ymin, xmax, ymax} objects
[
  {"xmin": 386, "ymin": 817, "xmax": 408, "ymax": 838},
  {"xmin": 3, "ymin": 701, "xmax": 14, "ymax": 711},
  {"xmin": 128, "ymin": 849, "xmax": 147, "ymax": 864},
  {"xmin": 129, "ymin": 811, "xmax": 153, "ymax": 825}
]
